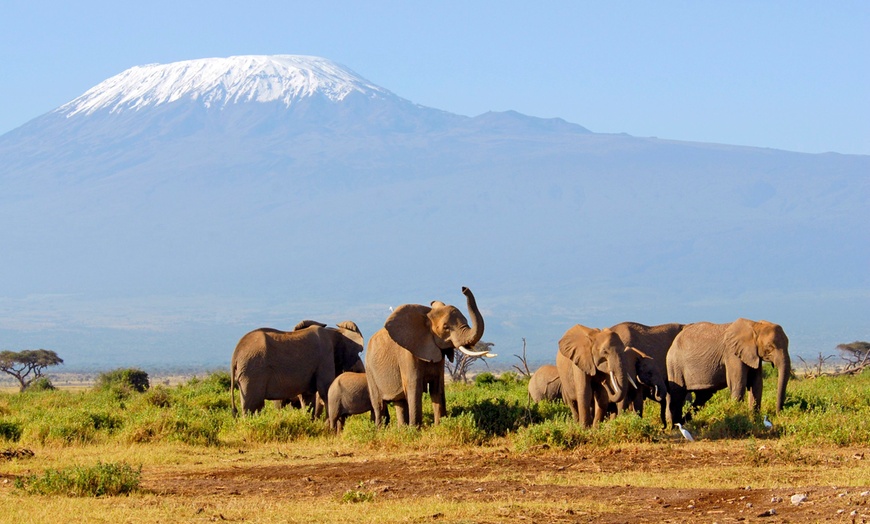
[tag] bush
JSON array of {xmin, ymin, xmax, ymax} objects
[
  {"xmin": 95, "ymin": 368, "xmax": 150, "ymax": 394},
  {"xmin": 236, "ymin": 407, "xmax": 328, "ymax": 442},
  {"xmin": 473, "ymin": 372, "xmax": 496, "ymax": 386},
  {"xmin": 15, "ymin": 462, "xmax": 141, "ymax": 496},
  {"xmin": 514, "ymin": 416, "xmax": 589, "ymax": 451},
  {"xmin": 26, "ymin": 377, "xmax": 56, "ymax": 391},
  {"xmin": 0, "ymin": 420, "xmax": 22, "ymax": 442},
  {"xmin": 691, "ymin": 395, "xmax": 760, "ymax": 439}
]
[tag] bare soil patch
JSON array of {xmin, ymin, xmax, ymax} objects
[{"xmin": 143, "ymin": 446, "xmax": 870, "ymax": 523}]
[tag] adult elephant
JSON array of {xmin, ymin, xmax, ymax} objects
[
  {"xmin": 665, "ymin": 319, "xmax": 790, "ymax": 425},
  {"xmin": 556, "ymin": 325, "xmax": 634, "ymax": 427},
  {"xmin": 231, "ymin": 320, "xmax": 365, "ymax": 416},
  {"xmin": 596, "ymin": 346, "xmax": 667, "ymax": 421},
  {"xmin": 609, "ymin": 322, "xmax": 685, "ymax": 425},
  {"xmin": 528, "ymin": 365, "xmax": 562, "ymax": 402},
  {"xmin": 366, "ymin": 287, "xmax": 490, "ymax": 427}
]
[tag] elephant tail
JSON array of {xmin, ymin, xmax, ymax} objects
[{"xmin": 230, "ymin": 361, "xmax": 238, "ymax": 417}]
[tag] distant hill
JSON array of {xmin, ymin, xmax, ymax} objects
[{"xmin": 1, "ymin": 55, "xmax": 867, "ymax": 369}]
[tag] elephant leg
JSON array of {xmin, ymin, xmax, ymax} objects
[
  {"xmin": 394, "ymin": 400, "xmax": 409, "ymax": 426},
  {"xmin": 747, "ymin": 368, "xmax": 764, "ymax": 411},
  {"xmin": 563, "ymin": 390, "xmax": 580, "ymax": 422},
  {"xmin": 239, "ymin": 378, "xmax": 266, "ymax": 414},
  {"xmin": 368, "ymin": 383, "xmax": 385, "ymax": 426},
  {"xmin": 592, "ymin": 387, "xmax": 609, "ymax": 425},
  {"xmin": 429, "ymin": 378, "xmax": 447, "ymax": 425},
  {"xmin": 407, "ymin": 382, "xmax": 424, "ymax": 427},
  {"xmin": 666, "ymin": 382, "xmax": 687, "ymax": 427},
  {"xmin": 727, "ymin": 365, "xmax": 749, "ymax": 403},
  {"xmin": 578, "ymin": 380, "xmax": 594, "ymax": 427},
  {"xmin": 692, "ymin": 389, "xmax": 716, "ymax": 409}
]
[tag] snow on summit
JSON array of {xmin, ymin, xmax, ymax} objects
[{"xmin": 58, "ymin": 55, "xmax": 391, "ymax": 116}]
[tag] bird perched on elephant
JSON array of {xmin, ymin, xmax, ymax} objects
[
  {"xmin": 366, "ymin": 287, "xmax": 491, "ymax": 427},
  {"xmin": 528, "ymin": 365, "xmax": 562, "ymax": 402},
  {"xmin": 556, "ymin": 324, "xmax": 634, "ymax": 427},
  {"xmin": 327, "ymin": 371, "xmax": 388, "ymax": 433},
  {"xmin": 666, "ymin": 318, "xmax": 790, "ymax": 426},
  {"xmin": 597, "ymin": 346, "xmax": 667, "ymax": 421},
  {"xmin": 609, "ymin": 321, "xmax": 685, "ymax": 425},
  {"xmin": 230, "ymin": 320, "xmax": 365, "ymax": 416}
]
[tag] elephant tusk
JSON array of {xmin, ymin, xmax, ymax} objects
[
  {"xmin": 654, "ymin": 385, "xmax": 659, "ymax": 399},
  {"xmin": 458, "ymin": 346, "xmax": 497, "ymax": 358},
  {"xmin": 610, "ymin": 371, "xmax": 622, "ymax": 395},
  {"xmin": 627, "ymin": 373, "xmax": 638, "ymax": 390}
]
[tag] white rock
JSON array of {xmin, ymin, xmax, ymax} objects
[{"xmin": 791, "ymin": 493, "xmax": 808, "ymax": 505}]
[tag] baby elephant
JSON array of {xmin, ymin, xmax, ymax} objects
[
  {"xmin": 528, "ymin": 364, "xmax": 562, "ymax": 402},
  {"xmin": 327, "ymin": 372, "xmax": 388, "ymax": 432}
]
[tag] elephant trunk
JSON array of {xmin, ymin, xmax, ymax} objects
[
  {"xmin": 775, "ymin": 352, "xmax": 791, "ymax": 412},
  {"xmin": 457, "ymin": 287, "xmax": 485, "ymax": 349},
  {"xmin": 608, "ymin": 350, "xmax": 628, "ymax": 403}
]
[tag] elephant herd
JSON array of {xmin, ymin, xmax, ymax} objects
[
  {"xmin": 230, "ymin": 287, "xmax": 492, "ymax": 430},
  {"xmin": 230, "ymin": 286, "xmax": 791, "ymax": 432},
  {"xmin": 530, "ymin": 319, "xmax": 791, "ymax": 427}
]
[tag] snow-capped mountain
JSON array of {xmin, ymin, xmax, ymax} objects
[
  {"xmin": 58, "ymin": 55, "xmax": 393, "ymax": 117},
  {"xmin": 0, "ymin": 55, "xmax": 867, "ymax": 370}
]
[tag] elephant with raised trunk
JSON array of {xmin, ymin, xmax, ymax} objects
[
  {"xmin": 609, "ymin": 321, "xmax": 685, "ymax": 425},
  {"xmin": 666, "ymin": 318, "xmax": 790, "ymax": 426},
  {"xmin": 231, "ymin": 320, "xmax": 365, "ymax": 415},
  {"xmin": 366, "ymin": 287, "xmax": 490, "ymax": 427},
  {"xmin": 528, "ymin": 365, "xmax": 562, "ymax": 402},
  {"xmin": 556, "ymin": 325, "xmax": 634, "ymax": 427}
]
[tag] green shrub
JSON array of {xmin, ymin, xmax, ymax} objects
[
  {"xmin": 15, "ymin": 462, "xmax": 141, "ymax": 496},
  {"xmin": 95, "ymin": 368, "xmax": 150, "ymax": 394},
  {"xmin": 123, "ymin": 407, "xmax": 223, "ymax": 446},
  {"xmin": 341, "ymin": 482, "xmax": 376, "ymax": 503},
  {"xmin": 428, "ymin": 412, "xmax": 485, "ymax": 445},
  {"xmin": 473, "ymin": 372, "xmax": 496, "ymax": 386},
  {"xmin": 26, "ymin": 377, "xmax": 56, "ymax": 391},
  {"xmin": 591, "ymin": 412, "xmax": 662, "ymax": 445},
  {"xmin": 0, "ymin": 420, "xmax": 22, "ymax": 442},
  {"xmin": 514, "ymin": 416, "xmax": 589, "ymax": 451},
  {"xmin": 691, "ymin": 395, "xmax": 760, "ymax": 439},
  {"xmin": 237, "ymin": 407, "xmax": 327, "ymax": 442},
  {"xmin": 454, "ymin": 398, "xmax": 536, "ymax": 437}
]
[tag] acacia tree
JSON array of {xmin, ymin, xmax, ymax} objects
[
  {"xmin": 0, "ymin": 349, "xmax": 64, "ymax": 392},
  {"xmin": 837, "ymin": 341, "xmax": 870, "ymax": 373}
]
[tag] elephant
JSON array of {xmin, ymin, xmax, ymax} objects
[
  {"xmin": 665, "ymin": 318, "xmax": 791, "ymax": 426},
  {"xmin": 609, "ymin": 321, "xmax": 685, "ymax": 425},
  {"xmin": 366, "ymin": 287, "xmax": 491, "ymax": 427},
  {"xmin": 327, "ymin": 371, "xmax": 389, "ymax": 432},
  {"xmin": 596, "ymin": 346, "xmax": 667, "ymax": 420},
  {"xmin": 528, "ymin": 365, "xmax": 562, "ymax": 402},
  {"xmin": 556, "ymin": 324, "xmax": 634, "ymax": 427},
  {"xmin": 230, "ymin": 320, "xmax": 365, "ymax": 415}
]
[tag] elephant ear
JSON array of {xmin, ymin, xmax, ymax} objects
[
  {"xmin": 558, "ymin": 325, "xmax": 597, "ymax": 376},
  {"xmin": 294, "ymin": 320, "xmax": 326, "ymax": 330},
  {"xmin": 385, "ymin": 304, "xmax": 443, "ymax": 363},
  {"xmin": 335, "ymin": 321, "xmax": 364, "ymax": 352},
  {"xmin": 725, "ymin": 318, "xmax": 761, "ymax": 369},
  {"xmin": 336, "ymin": 320, "xmax": 361, "ymax": 334}
]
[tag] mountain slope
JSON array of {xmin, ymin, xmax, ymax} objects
[{"xmin": 0, "ymin": 55, "xmax": 867, "ymax": 369}]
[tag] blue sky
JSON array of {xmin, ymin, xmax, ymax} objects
[{"xmin": 2, "ymin": 1, "xmax": 868, "ymax": 155}]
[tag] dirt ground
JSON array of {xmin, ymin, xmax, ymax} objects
[{"xmin": 143, "ymin": 446, "xmax": 870, "ymax": 523}]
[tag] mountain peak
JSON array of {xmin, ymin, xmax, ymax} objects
[{"xmin": 57, "ymin": 55, "xmax": 392, "ymax": 117}]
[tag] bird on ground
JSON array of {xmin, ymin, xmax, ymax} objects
[
  {"xmin": 763, "ymin": 415, "xmax": 773, "ymax": 429},
  {"xmin": 676, "ymin": 423, "xmax": 694, "ymax": 441}
]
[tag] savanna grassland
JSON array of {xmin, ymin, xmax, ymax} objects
[{"xmin": 1, "ymin": 368, "xmax": 869, "ymax": 523}]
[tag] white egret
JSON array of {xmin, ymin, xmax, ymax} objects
[
  {"xmin": 763, "ymin": 415, "xmax": 773, "ymax": 429},
  {"xmin": 676, "ymin": 423, "xmax": 695, "ymax": 441}
]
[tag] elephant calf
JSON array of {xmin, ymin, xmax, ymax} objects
[
  {"xmin": 528, "ymin": 365, "xmax": 562, "ymax": 402},
  {"xmin": 327, "ymin": 372, "xmax": 387, "ymax": 432}
]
